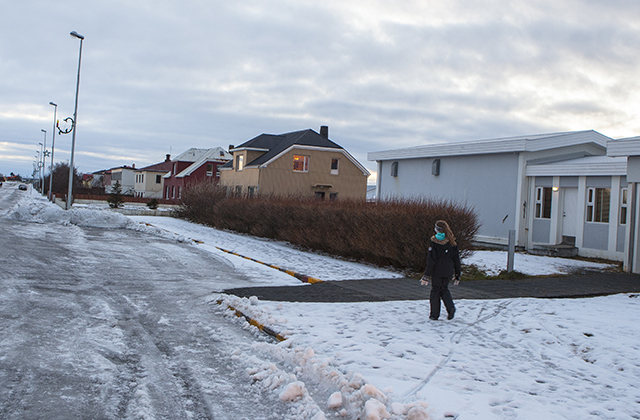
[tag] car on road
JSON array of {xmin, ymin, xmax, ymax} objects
[{"xmin": 18, "ymin": 184, "xmax": 28, "ymax": 191}]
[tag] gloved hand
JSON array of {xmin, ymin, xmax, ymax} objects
[
  {"xmin": 453, "ymin": 275, "xmax": 460, "ymax": 285},
  {"xmin": 420, "ymin": 275, "xmax": 429, "ymax": 286}
]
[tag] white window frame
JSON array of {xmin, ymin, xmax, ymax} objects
[
  {"xmin": 236, "ymin": 155, "xmax": 244, "ymax": 171},
  {"xmin": 620, "ymin": 187, "xmax": 628, "ymax": 225},
  {"xmin": 331, "ymin": 158, "xmax": 339, "ymax": 175},
  {"xmin": 586, "ymin": 187, "xmax": 611, "ymax": 223},
  {"xmin": 293, "ymin": 155, "xmax": 309, "ymax": 172},
  {"xmin": 206, "ymin": 163, "xmax": 213, "ymax": 177},
  {"xmin": 534, "ymin": 187, "xmax": 552, "ymax": 219}
]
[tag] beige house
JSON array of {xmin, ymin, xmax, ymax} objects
[
  {"xmin": 134, "ymin": 155, "xmax": 173, "ymax": 198},
  {"xmin": 219, "ymin": 126, "xmax": 370, "ymax": 200}
]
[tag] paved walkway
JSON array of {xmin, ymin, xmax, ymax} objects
[{"xmin": 224, "ymin": 272, "xmax": 640, "ymax": 302}]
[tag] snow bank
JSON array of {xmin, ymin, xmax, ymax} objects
[
  {"xmin": 215, "ymin": 294, "xmax": 431, "ymax": 420},
  {"xmin": 6, "ymin": 194, "xmax": 134, "ymax": 229}
]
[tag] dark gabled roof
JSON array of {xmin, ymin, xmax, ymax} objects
[
  {"xmin": 221, "ymin": 129, "xmax": 343, "ymax": 168},
  {"xmin": 138, "ymin": 160, "xmax": 173, "ymax": 172}
]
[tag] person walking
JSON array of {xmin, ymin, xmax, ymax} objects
[{"xmin": 420, "ymin": 220, "xmax": 461, "ymax": 320}]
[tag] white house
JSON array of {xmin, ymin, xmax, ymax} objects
[
  {"xmin": 368, "ymin": 130, "xmax": 632, "ymax": 262},
  {"xmin": 106, "ymin": 165, "xmax": 136, "ymax": 195},
  {"xmin": 134, "ymin": 155, "xmax": 173, "ymax": 198},
  {"xmin": 607, "ymin": 136, "xmax": 640, "ymax": 272}
]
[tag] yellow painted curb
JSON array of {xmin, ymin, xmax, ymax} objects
[
  {"xmin": 216, "ymin": 300, "xmax": 287, "ymax": 342},
  {"xmin": 215, "ymin": 247, "xmax": 324, "ymax": 284}
]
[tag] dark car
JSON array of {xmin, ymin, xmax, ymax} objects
[{"xmin": 18, "ymin": 184, "xmax": 27, "ymax": 191}]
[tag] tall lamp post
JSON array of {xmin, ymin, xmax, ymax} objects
[
  {"xmin": 67, "ymin": 30, "xmax": 84, "ymax": 210},
  {"xmin": 40, "ymin": 129, "xmax": 47, "ymax": 196},
  {"xmin": 48, "ymin": 102, "xmax": 57, "ymax": 201},
  {"xmin": 38, "ymin": 143, "xmax": 43, "ymax": 192}
]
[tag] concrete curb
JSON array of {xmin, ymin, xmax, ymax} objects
[{"xmin": 216, "ymin": 299, "xmax": 286, "ymax": 342}]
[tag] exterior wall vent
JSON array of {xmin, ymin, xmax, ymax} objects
[
  {"xmin": 391, "ymin": 161, "xmax": 398, "ymax": 177},
  {"xmin": 432, "ymin": 159, "xmax": 440, "ymax": 176}
]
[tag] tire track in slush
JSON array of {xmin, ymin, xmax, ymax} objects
[{"xmin": 403, "ymin": 301, "xmax": 512, "ymax": 399}]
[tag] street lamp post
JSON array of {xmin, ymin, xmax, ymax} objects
[
  {"xmin": 38, "ymin": 143, "xmax": 43, "ymax": 192},
  {"xmin": 48, "ymin": 102, "xmax": 57, "ymax": 201},
  {"xmin": 67, "ymin": 30, "xmax": 84, "ymax": 210},
  {"xmin": 40, "ymin": 129, "xmax": 47, "ymax": 196}
]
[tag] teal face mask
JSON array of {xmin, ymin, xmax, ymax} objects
[{"xmin": 435, "ymin": 232, "xmax": 445, "ymax": 241}]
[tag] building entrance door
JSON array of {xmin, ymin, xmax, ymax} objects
[{"xmin": 562, "ymin": 188, "xmax": 578, "ymax": 242}]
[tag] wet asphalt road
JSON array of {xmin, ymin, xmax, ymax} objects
[{"xmin": 0, "ymin": 185, "xmax": 288, "ymax": 420}]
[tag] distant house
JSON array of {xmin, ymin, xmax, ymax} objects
[
  {"xmin": 105, "ymin": 165, "xmax": 136, "ymax": 195},
  {"xmin": 163, "ymin": 147, "xmax": 232, "ymax": 203},
  {"xmin": 368, "ymin": 130, "xmax": 632, "ymax": 261},
  {"xmin": 81, "ymin": 174, "xmax": 93, "ymax": 188},
  {"xmin": 134, "ymin": 154, "xmax": 173, "ymax": 198},
  {"xmin": 219, "ymin": 126, "xmax": 370, "ymax": 200}
]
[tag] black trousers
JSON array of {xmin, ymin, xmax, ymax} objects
[{"xmin": 430, "ymin": 276, "xmax": 455, "ymax": 318}]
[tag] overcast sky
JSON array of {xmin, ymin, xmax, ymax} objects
[{"xmin": 2, "ymin": 0, "xmax": 640, "ymax": 182}]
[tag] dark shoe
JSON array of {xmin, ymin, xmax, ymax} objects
[
  {"xmin": 429, "ymin": 316, "xmax": 438, "ymax": 321},
  {"xmin": 447, "ymin": 309, "xmax": 455, "ymax": 320}
]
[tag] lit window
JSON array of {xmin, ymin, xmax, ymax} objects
[
  {"xmin": 535, "ymin": 187, "xmax": 552, "ymax": 219},
  {"xmin": 293, "ymin": 155, "xmax": 309, "ymax": 172},
  {"xmin": 586, "ymin": 187, "xmax": 610, "ymax": 223},
  {"xmin": 331, "ymin": 158, "xmax": 339, "ymax": 175}
]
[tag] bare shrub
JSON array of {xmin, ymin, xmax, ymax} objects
[{"xmin": 178, "ymin": 188, "xmax": 479, "ymax": 273}]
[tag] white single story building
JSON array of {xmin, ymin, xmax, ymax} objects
[
  {"xmin": 368, "ymin": 130, "xmax": 637, "ymax": 266},
  {"xmin": 607, "ymin": 136, "xmax": 640, "ymax": 273}
]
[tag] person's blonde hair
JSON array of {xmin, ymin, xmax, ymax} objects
[{"xmin": 435, "ymin": 220, "xmax": 457, "ymax": 246}]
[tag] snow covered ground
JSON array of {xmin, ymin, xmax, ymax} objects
[{"xmin": 5, "ymin": 188, "xmax": 638, "ymax": 419}]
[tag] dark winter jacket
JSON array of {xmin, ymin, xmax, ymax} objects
[{"xmin": 424, "ymin": 237, "xmax": 461, "ymax": 279}]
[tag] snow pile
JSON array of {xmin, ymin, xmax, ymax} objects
[
  {"xmin": 465, "ymin": 250, "xmax": 615, "ymax": 275},
  {"xmin": 6, "ymin": 193, "xmax": 134, "ymax": 229},
  {"xmin": 215, "ymin": 294, "xmax": 431, "ymax": 420}
]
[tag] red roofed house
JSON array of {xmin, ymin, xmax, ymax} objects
[{"xmin": 163, "ymin": 147, "xmax": 232, "ymax": 203}]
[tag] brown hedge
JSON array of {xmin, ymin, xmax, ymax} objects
[{"xmin": 177, "ymin": 185, "xmax": 480, "ymax": 273}]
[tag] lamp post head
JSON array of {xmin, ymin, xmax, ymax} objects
[
  {"xmin": 41, "ymin": 129, "xmax": 46, "ymax": 133},
  {"xmin": 49, "ymin": 102, "xmax": 57, "ymax": 107},
  {"xmin": 70, "ymin": 31, "xmax": 84, "ymax": 40}
]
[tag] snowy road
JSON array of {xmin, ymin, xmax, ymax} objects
[{"xmin": 0, "ymin": 186, "xmax": 290, "ymax": 419}]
